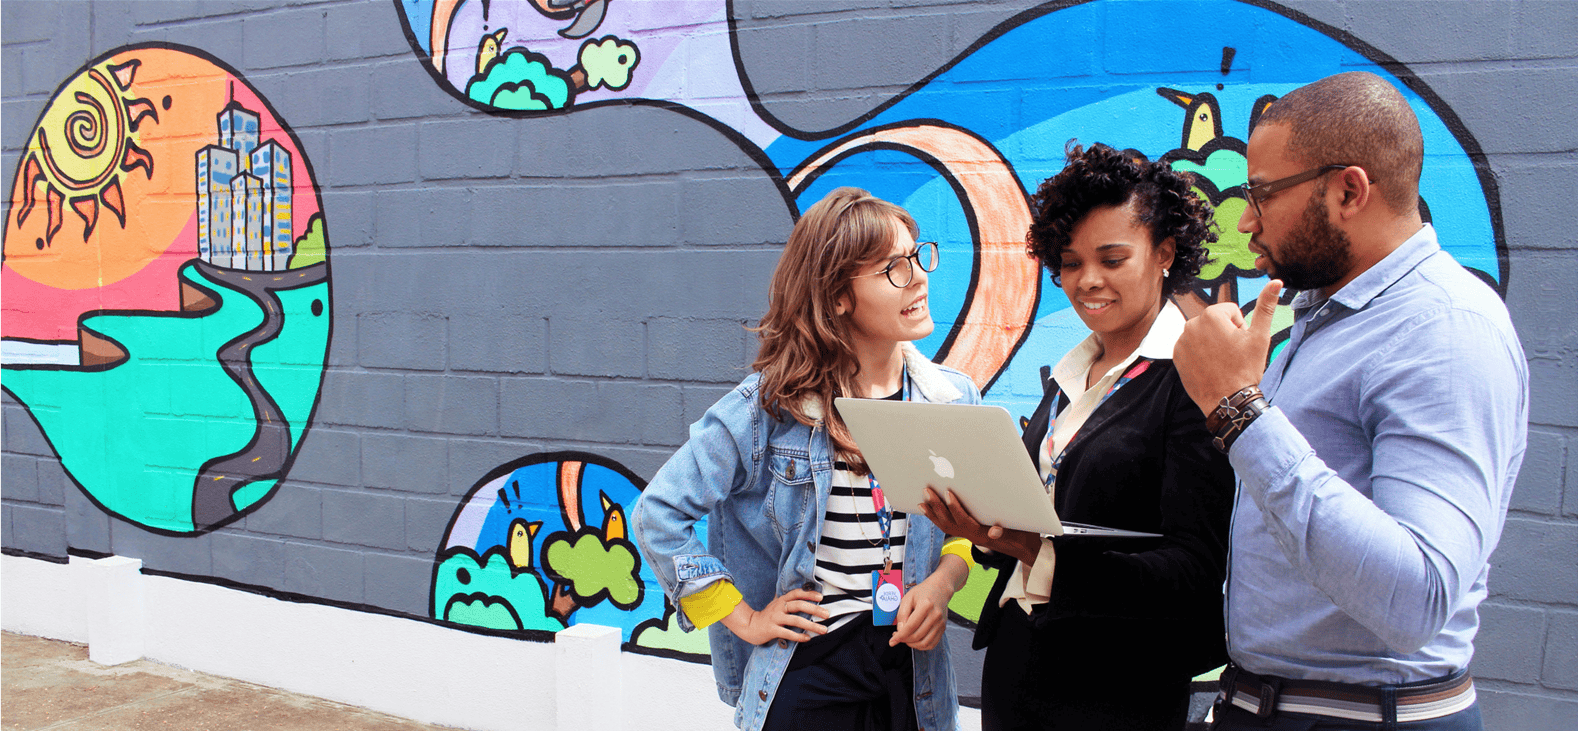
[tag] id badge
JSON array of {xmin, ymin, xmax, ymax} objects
[{"xmin": 871, "ymin": 569, "xmax": 904, "ymax": 626}]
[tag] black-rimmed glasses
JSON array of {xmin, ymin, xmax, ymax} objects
[
  {"xmin": 852, "ymin": 242, "xmax": 939, "ymax": 288},
  {"xmin": 1240, "ymin": 165, "xmax": 1371, "ymax": 217}
]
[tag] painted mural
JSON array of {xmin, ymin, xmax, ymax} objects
[
  {"xmin": 0, "ymin": 0, "xmax": 1506, "ymax": 679},
  {"xmin": 395, "ymin": 0, "xmax": 1504, "ymax": 419},
  {"xmin": 400, "ymin": 0, "xmax": 1505, "ymax": 644},
  {"xmin": 0, "ymin": 45, "xmax": 332, "ymax": 534},
  {"xmin": 432, "ymin": 452, "xmax": 710, "ymax": 658}
]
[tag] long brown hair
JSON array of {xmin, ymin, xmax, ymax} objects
[{"xmin": 753, "ymin": 187, "xmax": 918, "ymax": 473}]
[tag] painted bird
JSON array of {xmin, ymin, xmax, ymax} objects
[
  {"xmin": 507, "ymin": 518, "xmax": 543, "ymax": 570},
  {"xmin": 599, "ymin": 492, "xmax": 626, "ymax": 541},
  {"xmin": 1248, "ymin": 94, "xmax": 1279, "ymax": 134},
  {"xmin": 1156, "ymin": 87, "xmax": 1224, "ymax": 152},
  {"xmin": 475, "ymin": 28, "xmax": 508, "ymax": 76}
]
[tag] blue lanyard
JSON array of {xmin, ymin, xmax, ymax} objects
[{"xmin": 866, "ymin": 362, "xmax": 906, "ymax": 570}]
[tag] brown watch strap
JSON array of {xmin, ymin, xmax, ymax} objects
[
  {"xmin": 1208, "ymin": 385, "xmax": 1269, "ymax": 454},
  {"xmin": 1207, "ymin": 386, "xmax": 1261, "ymax": 434}
]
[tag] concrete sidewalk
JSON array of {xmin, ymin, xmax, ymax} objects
[{"xmin": 1, "ymin": 632, "xmax": 452, "ymax": 731}]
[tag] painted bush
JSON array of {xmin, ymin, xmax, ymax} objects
[
  {"xmin": 1, "ymin": 45, "xmax": 331, "ymax": 534},
  {"xmin": 433, "ymin": 452, "xmax": 710, "ymax": 658}
]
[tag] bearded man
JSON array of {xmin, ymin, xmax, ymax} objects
[{"xmin": 1173, "ymin": 72, "xmax": 1528, "ymax": 731}]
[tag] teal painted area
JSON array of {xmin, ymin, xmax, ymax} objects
[
  {"xmin": 235, "ymin": 282, "xmax": 332, "ymax": 509},
  {"xmin": 1171, "ymin": 149, "xmax": 1247, "ymax": 190},
  {"xmin": 3, "ymin": 267, "xmax": 256, "ymax": 531},
  {"xmin": 0, "ymin": 264, "xmax": 331, "ymax": 532},
  {"xmin": 433, "ymin": 551, "xmax": 566, "ymax": 633},
  {"xmin": 466, "ymin": 49, "xmax": 572, "ymax": 110}
]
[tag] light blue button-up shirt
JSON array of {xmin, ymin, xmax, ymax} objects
[{"xmin": 1226, "ymin": 224, "xmax": 1528, "ymax": 685}]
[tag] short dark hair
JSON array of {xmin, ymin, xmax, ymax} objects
[
  {"xmin": 1256, "ymin": 71, "xmax": 1423, "ymax": 215},
  {"xmin": 1025, "ymin": 142, "xmax": 1215, "ymax": 296}
]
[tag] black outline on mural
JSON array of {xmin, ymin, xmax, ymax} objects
[
  {"xmin": 730, "ymin": 0, "xmax": 1508, "ymax": 294},
  {"xmin": 387, "ymin": 0, "xmax": 1508, "ymax": 376},
  {"xmin": 784, "ymin": 118, "xmax": 1042, "ymax": 390},
  {"xmin": 385, "ymin": 0, "xmax": 802, "ymax": 220},
  {"xmin": 627, "ymin": 600, "xmax": 710, "ymax": 664},
  {"xmin": 429, "ymin": 450, "xmax": 678, "ymax": 655},
  {"xmin": 759, "ymin": 1, "xmax": 1516, "ymax": 297},
  {"xmin": 434, "ymin": 543, "xmax": 562, "ymax": 631},
  {"xmin": 538, "ymin": 526, "xmax": 647, "ymax": 611},
  {"xmin": 0, "ymin": 41, "xmax": 335, "ymax": 538}
]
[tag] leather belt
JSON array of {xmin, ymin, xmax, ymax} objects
[{"xmin": 1218, "ymin": 663, "xmax": 1476, "ymax": 724}]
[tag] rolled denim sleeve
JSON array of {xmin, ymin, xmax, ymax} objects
[
  {"xmin": 631, "ymin": 382, "xmax": 760, "ymax": 631},
  {"xmin": 1231, "ymin": 308, "xmax": 1527, "ymax": 653}
]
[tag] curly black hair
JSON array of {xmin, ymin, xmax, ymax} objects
[{"xmin": 1026, "ymin": 142, "xmax": 1216, "ymax": 296}]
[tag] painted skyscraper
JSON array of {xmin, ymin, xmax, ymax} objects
[
  {"xmin": 196, "ymin": 100, "xmax": 293, "ymax": 270},
  {"xmin": 196, "ymin": 145, "xmax": 238, "ymax": 263},
  {"xmin": 251, "ymin": 140, "xmax": 294, "ymax": 270}
]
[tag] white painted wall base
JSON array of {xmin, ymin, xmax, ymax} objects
[
  {"xmin": 2, "ymin": 554, "xmax": 982, "ymax": 731},
  {"xmin": 84, "ymin": 555, "xmax": 146, "ymax": 665}
]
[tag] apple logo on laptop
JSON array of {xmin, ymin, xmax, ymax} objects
[{"xmin": 928, "ymin": 450, "xmax": 955, "ymax": 479}]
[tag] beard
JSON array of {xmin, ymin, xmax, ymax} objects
[{"xmin": 1258, "ymin": 191, "xmax": 1354, "ymax": 292}]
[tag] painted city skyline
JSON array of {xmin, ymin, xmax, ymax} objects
[{"xmin": 196, "ymin": 99, "xmax": 293, "ymax": 270}]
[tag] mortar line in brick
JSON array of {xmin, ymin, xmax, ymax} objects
[{"xmin": 1474, "ymin": 677, "xmax": 1578, "ymax": 699}]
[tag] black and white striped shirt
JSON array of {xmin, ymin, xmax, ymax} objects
[{"xmin": 815, "ymin": 460, "xmax": 908, "ymax": 627}]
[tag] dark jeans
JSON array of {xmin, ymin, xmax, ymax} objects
[
  {"xmin": 1211, "ymin": 700, "xmax": 1483, "ymax": 731},
  {"xmin": 762, "ymin": 614, "xmax": 916, "ymax": 731},
  {"xmin": 981, "ymin": 602, "xmax": 1190, "ymax": 731}
]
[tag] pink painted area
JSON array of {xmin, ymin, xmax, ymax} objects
[{"xmin": 1, "ymin": 214, "xmax": 198, "ymax": 341}]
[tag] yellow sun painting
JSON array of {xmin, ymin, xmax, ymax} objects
[{"xmin": 14, "ymin": 58, "xmax": 156, "ymax": 256}]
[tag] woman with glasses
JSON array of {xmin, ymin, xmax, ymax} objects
[
  {"xmin": 632, "ymin": 187, "xmax": 979, "ymax": 731},
  {"xmin": 923, "ymin": 143, "xmax": 1235, "ymax": 730}
]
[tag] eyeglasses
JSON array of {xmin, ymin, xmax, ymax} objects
[
  {"xmin": 1240, "ymin": 165, "xmax": 1371, "ymax": 217},
  {"xmin": 852, "ymin": 242, "xmax": 939, "ymax": 288}
]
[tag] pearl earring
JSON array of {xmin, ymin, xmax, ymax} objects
[{"xmin": 1162, "ymin": 268, "xmax": 1170, "ymax": 278}]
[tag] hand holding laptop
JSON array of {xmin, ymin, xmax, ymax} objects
[
  {"xmin": 834, "ymin": 398, "xmax": 1161, "ymax": 538},
  {"xmin": 919, "ymin": 487, "xmax": 1042, "ymax": 564}
]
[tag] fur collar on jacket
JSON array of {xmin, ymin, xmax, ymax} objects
[{"xmin": 801, "ymin": 342, "xmax": 963, "ymax": 422}]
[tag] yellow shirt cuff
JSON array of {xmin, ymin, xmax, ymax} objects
[
  {"xmin": 940, "ymin": 537, "xmax": 976, "ymax": 571},
  {"xmin": 677, "ymin": 580, "xmax": 743, "ymax": 629}
]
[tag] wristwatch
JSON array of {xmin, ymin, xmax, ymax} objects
[{"xmin": 1207, "ymin": 385, "xmax": 1269, "ymax": 454}]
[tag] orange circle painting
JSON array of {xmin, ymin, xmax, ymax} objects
[{"xmin": 2, "ymin": 44, "xmax": 331, "ymax": 534}]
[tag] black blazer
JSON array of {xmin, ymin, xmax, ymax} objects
[{"xmin": 971, "ymin": 358, "xmax": 1233, "ymax": 682}]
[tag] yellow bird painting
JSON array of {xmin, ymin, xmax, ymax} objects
[
  {"xmin": 599, "ymin": 492, "xmax": 626, "ymax": 541},
  {"xmin": 507, "ymin": 518, "xmax": 542, "ymax": 570},
  {"xmin": 475, "ymin": 28, "xmax": 508, "ymax": 76},
  {"xmin": 1157, "ymin": 87, "xmax": 1224, "ymax": 152}
]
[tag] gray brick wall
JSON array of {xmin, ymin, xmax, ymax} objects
[{"xmin": 3, "ymin": 1, "xmax": 1574, "ymax": 726}]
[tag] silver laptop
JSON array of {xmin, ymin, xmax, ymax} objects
[{"xmin": 834, "ymin": 398, "xmax": 1160, "ymax": 538}]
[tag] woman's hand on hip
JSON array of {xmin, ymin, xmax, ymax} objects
[{"xmin": 719, "ymin": 588, "xmax": 830, "ymax": 646}]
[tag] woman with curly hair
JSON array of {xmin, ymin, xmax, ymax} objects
[{"xmin": 924, "ymin": 142, "xmax": 1236, "ymax": 730}]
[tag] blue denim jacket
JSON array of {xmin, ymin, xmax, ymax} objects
[{"xmin": 632, "ymin": 343, "xmax": 981, "ymax": 731}]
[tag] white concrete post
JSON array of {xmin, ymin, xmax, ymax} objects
[
  {"xmin": 84, "ymin": 555, "xmax": 146, "ymax": 666},
  {"xmin": 556, "ymin": 623, "xmax": 624, "ymax": 731}
]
